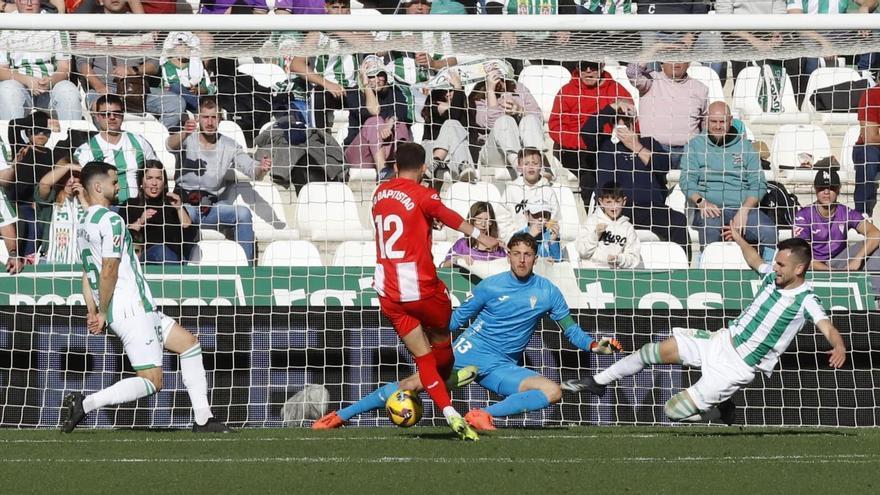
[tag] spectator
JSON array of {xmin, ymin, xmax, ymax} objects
[
  {"xmin": 681, "ymin": 101, "xmax": 777, "ymax": 262},
  {"xmin": 120, "ymin": 160, "xmax": 197, "ymax": 264},
  {"xmin": 501, "ymin": 147, "xmax": 558, "ymax": 236},
  {"xmin": 66, "ymin": 0, "xmax": 144, "ymax": 12},
  {"xmin": 794, "ymin": 168, "xmax": 880, "ymax": 296},
  {"xmin": 0, "ymin": 151, "xmax": 23, "ymax": 273},
  {"xmin": 573, "ymin": 0, "xmax": 632, "ymax": 14},
  {"xmin": 161, "ymin": 32, "xmax": 216, "ymax": 113},
  {"xmin": 587, "ymin": 99, "xmax": 690, "ymax": 256},
  {"xmin": 77, "ymin": 0, "xmax": 186, "ymax": 129},
  {"xmin": 73, "ymin": 94, "xmax": 157, "ymax": 204},
  {"xmin": 421, "ymin": 69, "xmax": 473, "ymax": 182},
  {"xmin": 516, "ymin": 194, "xmax": 562, "ymax": 261},
  {"xmin": 34, "ymin": 163, "xmax": 85, "ymax": 264},
  {"xmin": 476, "ymin": 0, "xmax": 571, "ymax": 75},
  {"xmin": 470, "ymin": 63, "xmax": 543, "ymax": 178},
  {"xmin": 166, "ymin": 96, "xmax": 270, "ymax": 265},
  {"xmin": 199, "ymin": 0, "xmax": 268, "ymax": 13},
  {"xmin": 549, "ymin": 60, "xmax": 629, "ymax": 204},
  {"xmin": 8, "ymin": 112, "xmax": 70, "ymax": 257},
  {"xmin": 854, "ymin": 80, "xmax": 880, "ymax": 216},
  {"xmin": 627, "ymin": 61, "xmax": 708, "ymax": 168},
  {"xmin": 0, "ymin": 0, "xmax": 82, "ymax": 121},
  {"xmin": 275, "ymin": 0, "xmax": 325, "ymax": 14},
  {"xmin": 288, "ymin": 0, "xmax": 362, "ymax": 130},
  {"xmin": 343, "ymin": 57, "xmax": 412, "ymax": 180},
  {"xmin": 441, "ymin": 201, "xmax": 507, "ymax": 268},
  {"xmin": 576, "ymin": 182, "xmax": 642, "ymax": 269}
]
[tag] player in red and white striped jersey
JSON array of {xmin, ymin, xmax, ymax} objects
[{"xmin": 371, "ymin": 142, "xmax": 501, "ymax": 440}]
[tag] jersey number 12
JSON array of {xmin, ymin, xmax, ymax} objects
[{"xmin": 375, "ymin": 214, "xmax": 404, "ymax": 259}]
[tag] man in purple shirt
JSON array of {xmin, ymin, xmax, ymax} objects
[
  {"xmin": 199, "ymin": 0, "xmax": 268, "ymax": 14},
  {"xmin": 274, "ymin": 0, "xmax": 326, "ymax": 14},
  {"xmin": 794, "ymin": 169, "xmax": 880, "ymax": 296}
]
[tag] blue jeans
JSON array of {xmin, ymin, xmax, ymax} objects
[
  {"xmin": 854, "ymin": 144, "xmax": 880, "ymax": 216},
  {"xmin": 858, "ymin": 52, "xmax": 880, "ymax": 73},
  {"xmin": 144, "ymin": 244, "xmax": 182, "ymax": 264},
  {"xmin": 16, "ymin": 202, "xmax": 38, "ymax": 257},
  {"xmin": 691, "ymin": 207, "xmax": 778, "ymax": 263},
  {"xmin": 184, "ymin": 201, "xmax": 255, "ymax": 265}
]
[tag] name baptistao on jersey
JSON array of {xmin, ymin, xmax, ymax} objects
[
  {"xmin": 77, "ymin": 205, "xmax": 154, "ymax": 324},
  {"xmin": 728, "ymin": 265, "xmax": 828, "ymax": 375}
]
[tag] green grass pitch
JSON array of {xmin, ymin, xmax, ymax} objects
[{"xmin": 1, "ymin": 426, "xmax": 878, "ymax": 494}]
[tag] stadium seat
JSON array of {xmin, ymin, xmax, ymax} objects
[
  {"xmin": 332, "ymin": 240, "xmax": 377, "ymax": 267},
  {"xmin": 236, "ymin": 63, "xmax": 288, "ymax": 90},
  {"xmin": 731, "ymin": 65, "xmax": 810, "ymax": 125},
  {"xmin": 839, "ymin": 124, "xmax": 861, "ymax": 183},
  {"xmin": 260, "ymin": 240, "xmax": 323, "ymax": 267},
  {"xmin": 517, "ymin": 64, "xmax": 572, "ymax": 121},
  {"xmin": 699, "ymin": 242, "xmax": 750, "ymax": 270},
  {"xmin": 432, "ymin": 241, "xmax": 453, "ymax": 267},
  {"xmin": 687, "ymin": 64, "xmax": 725, "ymax": 104},
  {"xmin": 551, "ymin": 185, "xmax": 581, "ymax": 242},
  {"xmin": 228, "ymin": 181, "xmax": 300, "ymax": 241},
  {"xmin": 121, "ymin": 118, "xmax": 176, "ymax": 179},
  {"xmin": 636, "ymin": 230, "xmax": 661, "ymax": 242},
  {"xmin": 189, "ymin": 239, "xmax": 249, "ymax": 266},
  {"xmin": 640, "ymin": 242, "xmax": 690, "ymax": 270},
  {"xmin": 218, "ymin": 120, "xmax": 250, "ymax": 150},
  {"xmin": 440, "ymin": 181, "xmax": 505, "ymax": 240},
  {"xmin": 602, "ymin": 64, "xmax": 639, "ymax": 107},
  {"xmin": 296, "ymin": 182, "xmax": 373, "ymax": 241},
  {"xmin": 802, "ymin": 67, "xmax": 863, "ymax": 124},
  {"xmin": 564, "ymin": 241, "xmax": 580, "ymax": 267},
  {"xmin": 770, "ymin": 124, "xmax": 832, "ymax": 183}
]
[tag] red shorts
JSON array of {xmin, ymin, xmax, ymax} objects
[{"xmin": 379, "ymin": 289, "xmax": 452, "ymax": 338}]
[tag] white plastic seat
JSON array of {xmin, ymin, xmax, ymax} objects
[
  {"xmin": 551, "ymin": 185, "xmax": 580, "ymax": 243},
  {"xmin": 296, "ymin": 182, "xmax": 373, "ymax": 241},
  {"xmin": 441, "ymin": 182, "xmax": 504, "ymax": 240},
  {"xmin": 640, "ymin": 242, "xmax": 690, "ymax": 270},
  {"xmin": 228, "ymin": 181, "xmax": 300, "ymax": 241},
  {"xmin": 839, "ymin": 124, "xmax": 861, "ymax": 183},
  {"xmin": 802, "ymin": 67, "xmax": 863, "ymax": 124},
  {"xmin": 770, "ymin": 124, "xmax": 832, "ymax": 183},
  {"xmin": 237, "ymin": 63, "xmax": 288, "ymax": 90},
  {"xmin": 731, "ymin": 65, "xmax": 810, "ymax": 125},
  {"xmin": 332, "ymin": 240, "xmax": 377, "ymax": 267},
  {"xmin": 432, "ymin": 241, "xmax": 453, "ymax": 267},
  {"xmin": 699, "ymin": 242, "xmax": 750, "ymax": 270},
  {"xmin": 517, "ymin": 64, "xmax": 572, "ymax": 121},
  {"xmin": 121, "ymin": 118, "xmax": 176, "ymax": 178},
  {"xmin": 260, "ymin": 240, "xmax": 323, "ymax": 267},
  {"xmin": 602, "ymin": 64, "xmax": 639, "ymax": 107},
  {"xmin": 189, "ymin": 240, "xmax": 249, "ymax": 266},
  {"xmin": 218, "ymin": 120, "xmax": 250, "ymax": 150},
  {"xmin": 636, "ymin": 230, "xmax": 661, "ymax": 242},
  {"xmin": 687, "ymin": 65, "xmax": 724, "ymax": 104}
]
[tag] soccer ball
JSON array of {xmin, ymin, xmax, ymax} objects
[{"xmin": 385, "ymin": 389, "xmax": 423, "ymax": 428}]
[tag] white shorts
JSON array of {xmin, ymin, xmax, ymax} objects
[
  {"xmin": 673, "ymin": 327, "xmax": 756, "ymax": 411},
  {"xmin": 109, "ymin": 311, "xmax": 175, "ymax": 371}
]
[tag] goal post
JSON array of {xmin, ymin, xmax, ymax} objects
[{"xmin": 0, "ymin": 13, "xmax": 878, "ymax": 429}]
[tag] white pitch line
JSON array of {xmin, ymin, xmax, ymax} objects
[{"xmin": 0, "ymin": 454, "xmax": 876, "ymax": 465}]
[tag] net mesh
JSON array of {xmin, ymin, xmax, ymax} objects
[{"xmin": 0, "ymin": 14, "xmax": 878, "ymax": 429}]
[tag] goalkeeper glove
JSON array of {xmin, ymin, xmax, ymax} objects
[{"xmin": 590, "ymin": 337, "xmax": 623, "ymax": 355}]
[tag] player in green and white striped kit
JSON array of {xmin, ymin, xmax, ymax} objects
[
  {"xmin": 563, "ymin": 226, "xmax": 847, "ymax": 425},
  {"xmin": 62, "ymin": 162, "xmax": 231, "ymax": 433}
]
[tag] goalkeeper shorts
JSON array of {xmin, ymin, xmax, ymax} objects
[{"xmin": 673, "ymin": 327, "xmax": 755, "ymax": 412}]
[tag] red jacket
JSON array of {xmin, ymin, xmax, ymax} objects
[{"xmin": 549, "ymin": 71, "xmax": 630, "ymax": 150}]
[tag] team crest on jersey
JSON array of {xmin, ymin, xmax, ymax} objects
[
  {"xmin": 732, "ymin": 153, "xmax": 743, "ymax": 165},
  {"xmin": 112, "ymin": 235, "xmax": 122, "ymax": 247},
  {"xmin": 529, "ymin": 295, "xmax": 537, "ymax": 309}
]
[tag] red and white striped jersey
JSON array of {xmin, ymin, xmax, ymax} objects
[{"xmin": 371, "ymin": 178, "xmax": 464, "ymax": 302}]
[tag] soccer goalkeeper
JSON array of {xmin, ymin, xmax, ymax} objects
[
  {"xmin": 563, "ymin": 227, "xmax": 847, "ymax": 425},
  {"xmin": 313, "ymin": 232, "xmax": 622, "ymax": 430}
]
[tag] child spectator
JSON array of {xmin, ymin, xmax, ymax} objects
[
  {"xmin": 34, "ymin": 163, "xmax": 85, "ymax": 264},
  {"xmin": 516, "ymin": 194, "xmax": 562, "ymax": 261},
  {"xmin": 501, "ymin": 147, "xmax": 558, "ymax": 236},
  {"xmin": 161, "ymin": 32, "xmax": 216, "ymax": 113},
  {"xmin": 441, "ymin": 201, "xmax": 507, "ymax": 268},
  {"xmin": 576, "ymin": 182, "xmax": 642, "ymax": 269}
]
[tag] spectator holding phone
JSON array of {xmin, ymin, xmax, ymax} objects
[{"xmin": 120, "ymin": 160, "xmax": 197, "ymax": 264}]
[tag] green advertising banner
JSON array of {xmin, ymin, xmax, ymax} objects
[{"xmin": 0, "ymin": 265, "xmax": 873, "ymax": 310}]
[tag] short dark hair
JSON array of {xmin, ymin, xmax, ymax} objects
[
  {"xmin": 95, "ymin": 94, "xmax": 124, "ymax": 112},
  {"xmin": 395, "ymin": 142, "xmax": 426, "ymax": 172},
  {"xmin": 508, "ymin": 232, "xmax": 537, "ymax": 254},
  {"xmin": 517, "ymin": 147, "xmax": 542, "ymax": 163},
  {"xmin": 198, "ymin": 96, "xmax": 218, "ymax": 112},
  {"xmin": 597, "ymin": 181, "xmax": 626, "ymax": 200},
  {"xmin": 80, "ymin": 161, "xmax": 117, "ymax": 189},
  {"xmin": 777, "ymin": 238, "xmax": 812, "ymax": 269}
]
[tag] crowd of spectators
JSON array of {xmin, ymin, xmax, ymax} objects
[{"xmin": 0, "ymin": 0, "xmax": 877, "ymax": 293}]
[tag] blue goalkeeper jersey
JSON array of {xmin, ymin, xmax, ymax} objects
[{"xmin": 450, "ymin": 271, "xmax": 594, "ymax": 360}]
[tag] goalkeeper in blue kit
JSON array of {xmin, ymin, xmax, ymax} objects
[{"xmin": 313, "ymin": 232, "xmax": 622, "ymax": 431}]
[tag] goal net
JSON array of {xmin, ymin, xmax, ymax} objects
[{"xmin": 0, "ymin": 13, "xmax": 878, "ymax": 429}]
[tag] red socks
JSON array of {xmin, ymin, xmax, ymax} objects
[
  {"xmin": 413, "ymin": 352, "xmax": 452, "ymax": 410},
  {"xmin": 432, "ymin": 337, "xmax": 454, "ymax": 380}
]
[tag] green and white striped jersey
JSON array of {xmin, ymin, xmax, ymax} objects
[
  {"xmin": 577, "ymin": 0, "xmax": 633, "ymax": 14},
  {"xmin": 0, "ymin": 146, "xmax": 15, "ymax": 228},
  {"xmin": 0, "ymin": 19, "xmax": 71, "ymax": 78},
  {"xmin": 267, "ymin": 31, "xmax": 309, "ymax": 100},
  {"xmin": 314, "ymin": 33, "xmax": 358, "ymax": 89},
  {"xmin": 161, "ymin": 59, "xmax": 215, "ymax": 95},
  {"xmin": 504, "ymin": 0, "xmax": 559, "ymax": 15},
  {"xmin": 73, "ymin": 132, "xmax": 156, "ymax": 203},
  {"xmin": 44, "ymin": 197, "xmax": 85, "ymax": 265},
  {"xmin": 77, "ymin": 205, "xmax": 154, "ymax": 325},
  {"xmin": 786, "ymin": 0, "xmax": 849, "ymax": 13},
  {"xmin": 729, "ymin": 265, "xmax": 828, "ymax": 375}
]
